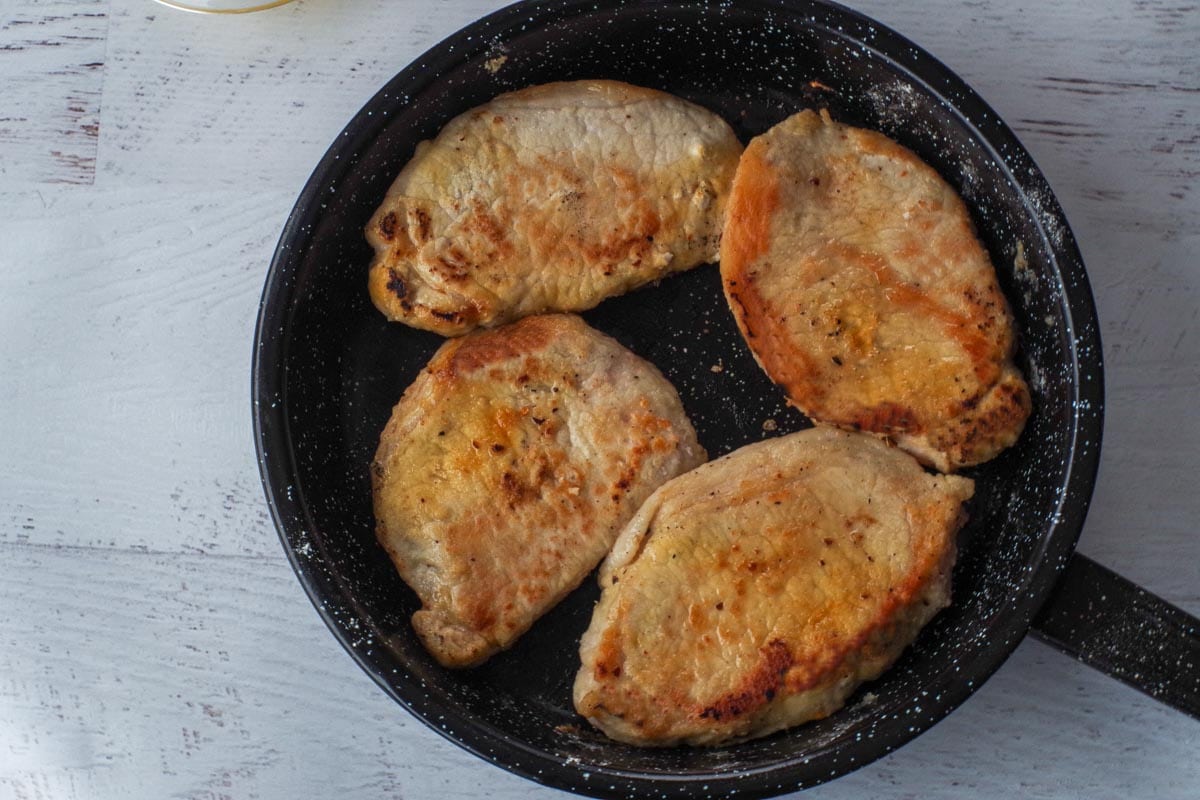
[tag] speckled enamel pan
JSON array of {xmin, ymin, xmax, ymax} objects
[{"xmin": 252, "ymin": 1, "xmax": 1200, "ymax": 797}]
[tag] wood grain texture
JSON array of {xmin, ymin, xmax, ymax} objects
[
  {"xmin": 0, "ymin": 0, "xmax": 107, "ymax": 185},
  {"xmin": 94, "ymin": 0, "xmax": 499, "ymax": 189},
  {"xmin": 0, "ymin": 185, "xmax": 290, "ymax": 558},
  {"xmin": 0, "ymin": 0, "xmax": 1198, "ymax": 797},
  {"xmin": 0, "ymin": 544, "xmax": 538, "ymax": 800}
]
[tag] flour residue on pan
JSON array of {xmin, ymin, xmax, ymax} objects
[
  {"xmin": 1009, "ymin": 240, "xmax": 1052, "ymax": 398},
  {"xmin": 1013, "ymin": 240, "xmax": 1040, "ymax": 302},
  {"xmin": 865, "ymin": 80, "xmax": 921, "ymax": 133},
  {"xmin": 1011, "ymin": 165, "xmax": 1071, "ymax": 255}
]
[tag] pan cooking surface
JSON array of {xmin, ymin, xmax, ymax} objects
[{"xmin": 253, "ymin": 2, "xmax": 1102, "ymax": 796}]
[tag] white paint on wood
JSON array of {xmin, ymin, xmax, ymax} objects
[
  {"xmin": 0, "ymin": 0, "xmax": 107, "ymax": 185},
  {"xmin": 94, "ymin": 0, "xmax": 500, "ymax": 190},
  {"xmin": 1, "ymin": 0, "xmax": 1198, "ymax": 797},
  {"xmin": 0, "ymin": 185, "xmax": 289, "ymax": 558},
  {"xmin": 0, "ymin": 544, "xmax": 545, "ymax": 799},
  {"xmin": 1, "ymin": 544, "xmax": 1197, "ymax": 799}
]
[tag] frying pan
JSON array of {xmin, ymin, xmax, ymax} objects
[{"xmin": 251, "ymin": 1, "xmax": 1200, "ymax": 796}]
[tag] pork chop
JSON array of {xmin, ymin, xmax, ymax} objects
[
  {"xmin": 371, "ymin": 314, "xmax": 705, "ymax": 668},
  {"xmin": 367, "ymin": 80, "xmax": 743, "ymax": 335},
  {"xmin": 720, "ymin": 109, "xmax": 1030, "ymax": 471},
  {"xmin": 574, "ymin": 427, "xmax": 973, "ymax": 746}
]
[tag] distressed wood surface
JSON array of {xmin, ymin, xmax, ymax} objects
[
  {"xmin": 0, "ymin": 0, "xmax": 107, "ymax": 185},
  {"xmin": 0, "ymin": 0, "xmax": 1197, "ymax": 797}
]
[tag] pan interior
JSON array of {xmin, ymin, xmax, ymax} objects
[{"xmin": 257, "ymin": 0, "xmax": 1097, "ymax": 793}]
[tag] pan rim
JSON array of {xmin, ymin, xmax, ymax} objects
[{"xmin": 251, "ymin": 0, "xmax": 1105, "ymax": 796}]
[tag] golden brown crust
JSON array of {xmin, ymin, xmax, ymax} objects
[
  {"xmin": 720, "ymin": 109, "xmax": 1030, "ymax": 471},
  {"xmin": 371, "ymin": 314, "xmax": 706, "ymax": 668},
  {"xmin": 366, "ymin": 80, "xmax": 743, "ymax": 335},
  {"xmin": 574, "ymin": 428, "xmax": 973, "ymax": 746}
]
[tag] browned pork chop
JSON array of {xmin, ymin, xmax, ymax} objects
[
  {"xmin": 367, "ymin": 80, "xmax": 743, "ymax": 335},
  {"xmin": 372, "ymin": 314, "xmax": 705, "ymax": 668},
  {"xmin": 574, "ymin": 427, "xmax": 973, "ymax": 746},
  {"xmin": 721, "ymin": 109, "xmax": 1030, "ymax": 471}
]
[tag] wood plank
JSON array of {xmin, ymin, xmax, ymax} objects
[
  {"xmin": 0, "ymin": 184, "xmax": 291, "ymax": 558},
  {"xmin": 0, "ymin": 544, "xmax": 1196, "ymax": 799},
  {"xmin": 10, "ymin": 0, "xmax": 1197, "ymax": 596},
  {"xmin": 0, "ymin": 543, "xmax": 548, "ymax": 799},
  {"xmin": 815, "ymin": 637, "xmax": 1200, "ymax": 799},
  {"xmin": 0, "ymin": 0, "xmax": 107, "ymax": 185},
  {"xmin": 2, "ymin": 0, "xmax": 1199, "ymax": 796},
  {"xmin": 1077, "ymin": 229, "xmax": 1200, "ymax": 601},
  {"xmin": 94, "ymin": 0, "xmax": 500, "ymax": 189}
]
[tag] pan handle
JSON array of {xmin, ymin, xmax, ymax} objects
[{"xmin": 1030, "ymin": 553, "xmax": 1200, "ymax": 720}]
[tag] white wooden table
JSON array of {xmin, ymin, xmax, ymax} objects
[{"xmin": 2, "ymin": 0, "xmax": 1197, "ymax": 797}]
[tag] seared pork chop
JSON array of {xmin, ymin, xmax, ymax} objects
[
  {"xmin": 574, "ymin": 427, "xmax": 973, "ymax": 746},
  {"xmin": 721, "ymin": 109, "xmax": 1030, "ymax": 471},
  {"xmin": 371, "ymin": 314, "xmax": 705, "ymax": 668},
  {"xmin": 367, "ymin": 80, "xmax": 743, "ymax": 335}
]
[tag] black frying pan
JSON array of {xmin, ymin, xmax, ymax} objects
[{"xmin": 252, "ymin": 1, "xmax": 1200, "ymax": 797}]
